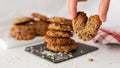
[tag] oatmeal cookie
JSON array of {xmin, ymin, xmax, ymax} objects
[
  {"xmin": 46, "ymin": 42, "xmax": 78, "ymax": 53},
  {"xmin": 10, "ymin": 24, "xmax": 36, "ymax": 39},
  {"xmin": 47, "ymin": 17, "xmax": 72, "ymax": 25},
  {"xmin": 32, "ymin": 13, "xmax": 48, "ymax": 21},
  {"xmin": 77, "ymin": 15, "xmax": 102, "ymax": 41},
  {"xmin": 72, "ymin": 12, "xmax": 87, "ymax": 33},
  {"xmin": 13, "ymin": 17, "xmax": 34, "ymax": 25},
  {"xmin": 10, "ymin": 24, "xmax": 35, "ymax": 34},
  {"xmin": 34, "ymin": 21, "xmax": 49, "ymax": 36},
  {"xmin": 46, "ymin": 30, "xmax": 73, "ymax": 38},
  {"xmin": 44, "ymin": 36, "xmax": 75, "ymax": 45},
  {"xmin": 48, "ymin": 23, "xmax": 72, "ymax": 31},
  {"xmin": 15, "ymin": 33, "xmax": 35, "ymax": 40}
]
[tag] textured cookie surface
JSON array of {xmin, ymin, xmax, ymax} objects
[
  {"xmin": 34, "ymin": 21, "xmax": 49, "ymax": 36},
  {"xmin": 13, "ymin": 17, "xmax": 34, "ymax": 25},
  {"xmin": 77, "ymin": 15, "xmax": 102, "ymax": 41},
  {"xmin": 10, "ymin": 24, "xmax": 36, "ymax": 40},
  {"xmin": 47, "ymin": 17, "xmax": 72, "ymax": 25},
  {"xmin": 32, "ymin": 13, "xmax": 48, "ymax": 21},
  {"xmin": 15, "ymin": 33, "xmax": 35, "ymax": 40},
  {"xmin": 48, "ymin": 23, "xmax": 72, "ymax": 31},
  {"xmin": 46, "ymin": 30, "xmax": 73, "ymax": 38},
  {"xmin": 72, "ymin": 12, "xmax": 87, "ymax": 33},
  {"xmin": 44, "ymin": 36, "xmax": 75, "ymax": 45},
  {"xmin": 46, "ymin": 43, "xmax": 78, "ymax": 53}
]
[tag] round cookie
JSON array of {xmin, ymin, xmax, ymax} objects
[
  {"xmin": 72, "ymin": 12, "xmax": 87, "ymax": 33},
  {"xmin": 10, "ymin": 24, "xmax": 35, "ymax": 34},
  {"xmin": 44, "ymin": 36, "xmax": 75, "ymax": 45},
  {"xmin": 46, "ymin": 30, "xmax": 73, "ymax": 38},
  {"xmin": 77, "ymin": 15, "xmax": 102, "ymax": 41},
  {"xmin": 48, "ymin": 23, "xmax": 72, "ymax": 31},
  {"xmin": 13, "ymin": 17, "xmax": 34, "ymax": 25},
  {"xmin": 46, "ymin": 43, "xmax": 78, "ymax": 53},
  {"xmin": 32, "ymin": 13, "xmax": 48, "ymax": 21},
  {"xmin": 34, "ymin": 21, "xmax": 49, "ymax": 36},
  {"xmin": 15, "ymin": 33, "xmax": 35, "ymax": 40},
  {"xmin": 10, "ymin": 24, "xmax": 36, "ymax": 40},
  {"xmin": 47, "ymin": 17, "xmax": 72, "ymax": 25}
]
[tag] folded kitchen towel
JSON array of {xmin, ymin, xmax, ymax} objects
[
  {"xmin": 0, "ymin": 27, "xmax": 44, "ymax": 49},
  {"xmin": 93, "ymin": 27, "xmax": 120, "ymax": 45}
]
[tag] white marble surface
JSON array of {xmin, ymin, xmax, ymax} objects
[{"xmin": 0, "ymin": 0, "xmax": 120, "ymax": 68}]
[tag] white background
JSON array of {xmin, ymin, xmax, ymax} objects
[{"xmin": 0, "ymin": 0, "xmax": 120, "ymax": 68}]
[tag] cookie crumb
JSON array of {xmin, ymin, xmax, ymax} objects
[{"xmin": 88, "ymin": 58, "xmax": 94, "ymax": 62}]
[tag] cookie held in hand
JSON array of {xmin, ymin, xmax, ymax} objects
[{"xmin": 72, "ymin": 12, "xmax": 102, "ymax": 41}]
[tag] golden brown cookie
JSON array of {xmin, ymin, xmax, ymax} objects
[
  {"xmin": 10, "ymin": 24, "xmax": 36, "ymax": 40},
  {"xmin": 32, "ymin": 13, "xmax": 48, "ymax": 21},
  {"xmin": 72, "ymin": 12, "xmax": 87, "ymax": 33},
  {"xmin": 47, "ymin": 17, "xmax": 72, "ymax": 25},
  {"xmin": 46, "ymin": 30, "xmax": 73, "ymax": 38},
  {"xmin": 48, "ymin": 23, "xmax": 72, "ymax": 31},
  {"xmin": 44, "ymin": 36, "xmax": 75, "ymax": 45},
  {"xmin": 46, "ymin": 42, "xmax": 78, "ymax": 53},
  {"xmin": 10, "ymin": 24, "xmax": 35, "ymax": 34},
  {"xmin": 13, "ymin": 17, "xmax": 34, "ymax": 25},
  {"xmin": 34, "ymin": 21, "xmax": 49, "ymax": 36},
  {"xmin": 15, "ymin": 33, "xmax": 35, "ymax": 40},
  {"xmin": 77, "ymin": 15, "xmax": 102, "ymax": 41}
]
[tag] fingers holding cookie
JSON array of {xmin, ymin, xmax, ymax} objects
[
  {"xmin": 73, "ymin": 12, "xmax": 102, "ymax": 41},
  {"xmin": 72, "ymin": 12, "xmax": 87, "ymax": 33},
  {"xmin": 77, "ymin": 15, "xmax": 102, "ymax": 41}
]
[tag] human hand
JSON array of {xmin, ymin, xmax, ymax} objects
[{"xmin": 68, "ymin": 0, "xmax": 110, "ymax": 22}]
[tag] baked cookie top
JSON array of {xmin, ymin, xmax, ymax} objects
[
  {"xmin": 72, "ymin": 11, "xmax": 87, "ymax": 33},
  {"xmin": 34, "ymin": 21, "xmax": 49, "ymax": 36},
  {"xmin": 46, "ymin": 42, "xmax": 78, "ymax": 53},
  {"xmin": 48, "ymin": 23, "xmax": 72, "ymax": 31},
  {"xmin": 77, "ymin": 15, "xmax": 102, "ymax": 41},
  {"xmin": 46, "ymin": 30, "xmax": 73, "ymax": 38},
  {"xmin": 13, "ymin": 17, "xmax": 34, "ymax": 25},
  {"xmin": 47, "ymin": 17, "xmax": 72, "ymax": 25},
  {"xmin": 44, "ymin": 36, "xmax": 75, "ymax": 45},
  {"xmin": 32, "ymin": 13, "xmax": 48, "ymax": 21}
]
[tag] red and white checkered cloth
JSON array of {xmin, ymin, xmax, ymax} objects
[{"xmin": 93, "ymin": 27, "xmax": 120, "ymax": 45}]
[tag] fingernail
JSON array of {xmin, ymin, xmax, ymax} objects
[
  {"xmin": 100, "ymin": 15, "xmax": 106, "ymax": 22},
  {"xmin": 71, "ymin": 13, "xmax": 76, "ymax": 19},
  {"xmin": 102, "ymin": 16, "xmax": 106, "ymax": 22}
]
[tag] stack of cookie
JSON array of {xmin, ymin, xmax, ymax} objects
[
  {"xmin": 44, "ymin": 17, "xmax": 78, "ymax": 53},
  {"xmin": 10, "ymin": 17, "xmax": 36, "ymax": 40},
  {"xmin": 10, "ymin": 13, "xmax": 49, "ymax": 40}
]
